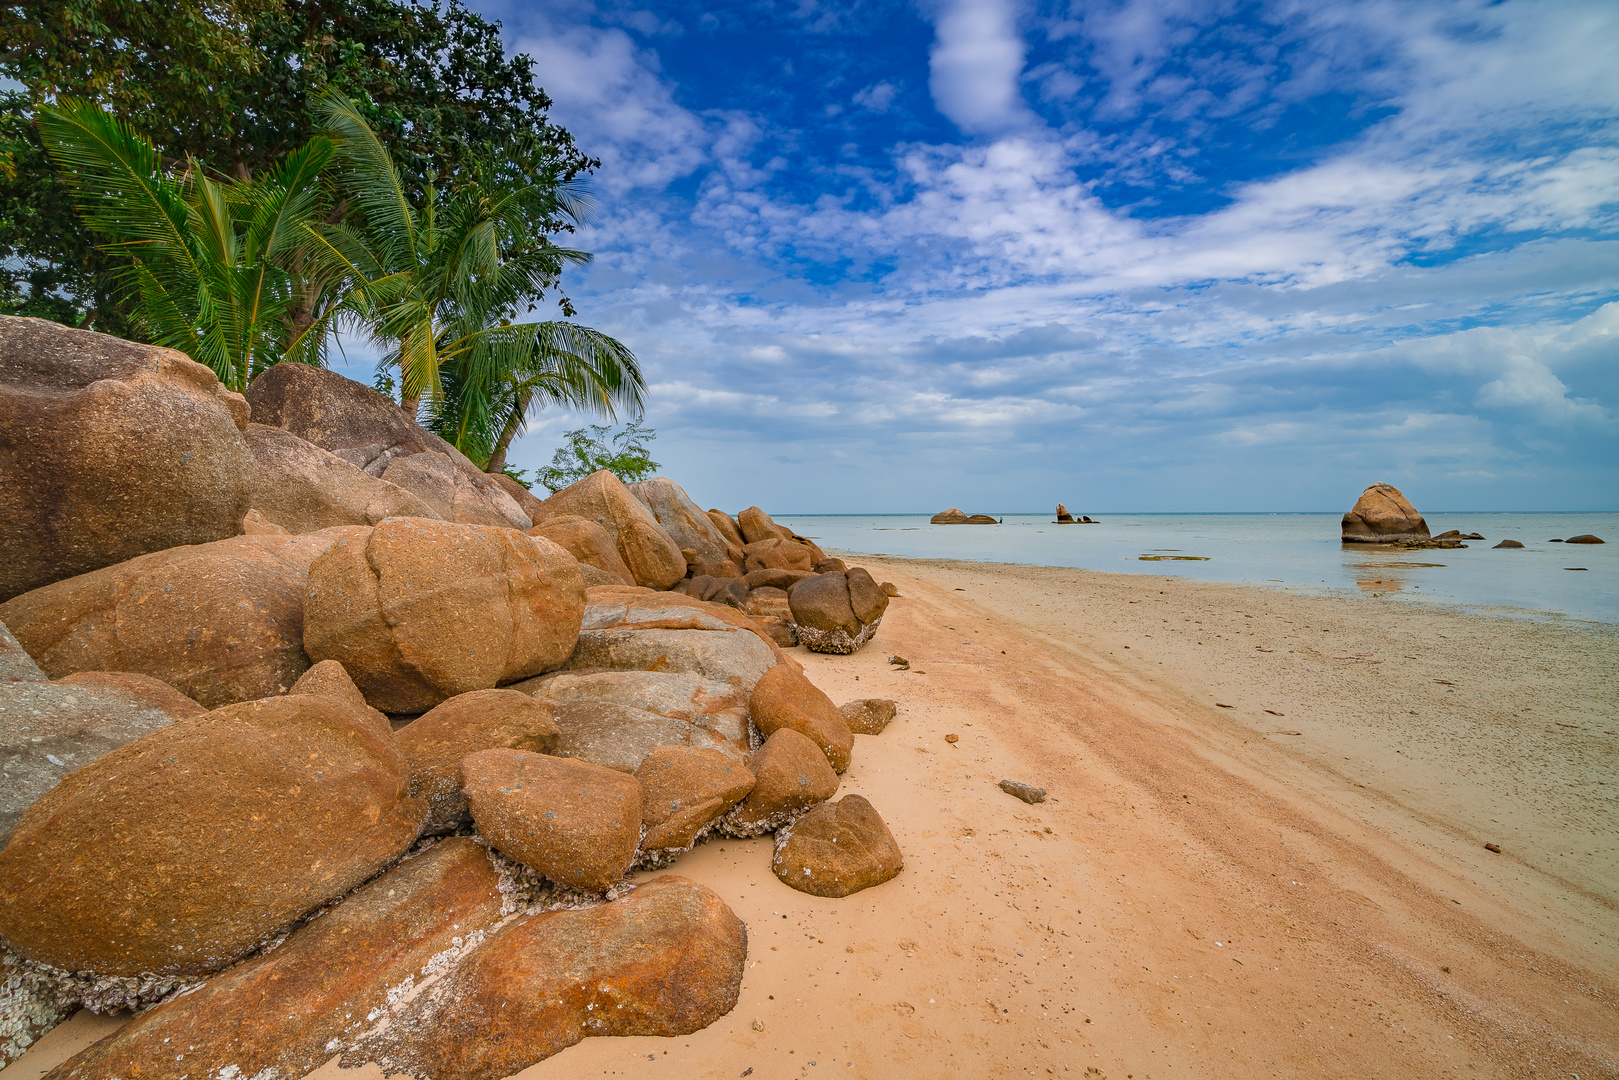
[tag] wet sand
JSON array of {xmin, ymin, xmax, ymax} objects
[{"xmin": 9, "ymin": 559, "xmax": 1616, "ymax": 1079}]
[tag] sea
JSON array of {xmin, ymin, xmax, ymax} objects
[{"xmin": 773, "ymin": 512, "xmax": 1619, "ymax": 625}]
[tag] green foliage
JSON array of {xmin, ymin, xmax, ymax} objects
[
  {"xmin": 36, "ymin": 100, "xmax": 337, "ymax": 391},
  {"xmin": 1, "ymin": 0, "xmax": 595, "ymax": 329},
  {"xmin": 312, "ymin": 93, "xmax": 644, "ymax": 461},
  {"xmin": 537, "ymin": 421, "xmax": 660, "ymax": 494}
]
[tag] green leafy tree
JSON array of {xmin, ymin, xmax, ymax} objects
[
  {"xmin": 312, "ymin": 93, "xmax": 644, "ymax": 462},
  {"xmin": 1, "ymin": 0, "xmax": 595, "ymax": 330},
  {"xmin": 36, "ymin": 99, "xmax": 337, "ymax": 390},
  {"xmin": 536, "ymin": 421, "xmax": 660, "ymax": 494}
]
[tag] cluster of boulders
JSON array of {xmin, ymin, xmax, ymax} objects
[
  {"xmin": 0, "ymin": 315, "xmax": 905, "ymax": 1074},
  {"xmin": 1055, "ymin": 503, "xmax": 1096, "ymax": 524}
]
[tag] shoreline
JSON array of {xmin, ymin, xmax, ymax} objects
[{"xmin": 8, "ymin": 556, "xmax": 1615, "ymax": 1079}]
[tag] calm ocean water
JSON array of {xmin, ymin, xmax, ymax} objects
[{"xmin": 773, "ymin": 512, "xmax": 1619, "ymax": 625}]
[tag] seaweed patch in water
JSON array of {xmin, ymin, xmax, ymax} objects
[{"xmin": 1138, "ymin": 555, "xmax": 1210, "ymax": 561}]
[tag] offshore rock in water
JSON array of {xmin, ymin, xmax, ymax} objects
[{"xmin": 1341, "ymin": 482, "xmax": 1430, "ymax": 544}]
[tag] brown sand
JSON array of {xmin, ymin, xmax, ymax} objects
[{"xmin": 8, "ymin": 559, "xmax": 1616, "ymax": 1079}]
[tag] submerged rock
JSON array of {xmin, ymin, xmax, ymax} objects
[
  {"xmin": 342, "ymin": 876, "xmax": 746, "ymax": 1080},
  {"xmin": 1565, "ymin": 534, "xmax": 1605, "ymax": 544},
  {"xmin": 1493, "ymin": 539, "xmax": 1525, "ymax": 549}
]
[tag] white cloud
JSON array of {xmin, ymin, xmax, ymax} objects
[{"xmin": 927, "ymin": 0, "xmax": 1038, "ymax": 134}]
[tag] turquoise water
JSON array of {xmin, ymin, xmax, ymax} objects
[{"xmin": 774, "ymin": 512, "xmax": 1619, "ymax": 625}]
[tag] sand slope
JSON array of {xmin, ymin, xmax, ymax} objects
[{"xmin": 8, "ymin": 560, "xmax": 1615, "ymax": 1079}]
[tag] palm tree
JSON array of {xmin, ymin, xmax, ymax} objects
[
  {"xmin": 309, "ymin": 93, "xmax": 645, "ymax": 454},
  {"xmin": 36, "ymin": 99, "xmax": 336, "ymax": 391}
]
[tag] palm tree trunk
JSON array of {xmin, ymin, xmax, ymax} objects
[
  {"xmin": 400, "ymin": 392, "xmax": 421, "ymax": 420},
  {"xmin": 484, "ymin": 392, "xmax": 530, "ymax": 474}
]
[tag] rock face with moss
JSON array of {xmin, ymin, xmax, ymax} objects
[
  {"xmin": 0, "ymin": 316, "xmax": 255, "ymax": 603},
  {"xmin": 1341, "ymin": 482, "xmax": 1430, "ymax": 543}
]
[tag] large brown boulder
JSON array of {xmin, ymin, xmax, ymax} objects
[
  {"xmin": 772, "ymin": 795, "xmax": 903, "ymax": 897},
  {"xmin": 379, "ymin": 451, "xmax": 526, "ymax": 528},
  {"xmin": 1341, "ymin": 482, "xmax": 1430, "ymax": 543},
  {"xmin": 0, "ymin": 623, "xmax": 201, "ymax": 847},
  {"xmin": 244, "ymin": 422, "xmax": 438, "ymax": 532},
  {"xmin": 547, "ymin": 699, "xmax": 741, "ymax": 773},
  {"xmin": 930, "ymin": 507, "xmax": 968, "ymax": 524},
  {"xmin": 397, "ymin": 689, "xmax": 560, "ymax": 831},
  {"xmin": 706, "ymin": 508, "xmax": 746, "ymax": 548},
  {"xmin": 0, "ymin": 694, "xmax": 425, "ymax": 976},
  {"xmin": 636, "ymin": 746, "xmax": 755, "ymax": 864},
  {"xmin": 528, "ymin": 513, "xmax": 638, "ymax": 586},
  {"xmin": 304, "ymin": 520, "xmax": 585, "ymax": 713},
  {"xmin": 736, "ymin": 505, "xmax": 788, "ymax": 544},
  {"xmin": 0, "ymin": 316, "xmax": 254, "ymax": 603},
  {"xmin": 629, "ymin": 477, "xmax": 733, "ymax": 565},
  {"xmin": 536, "ymin": 669, "xmax": 752, "ymax": 759},
  {"xmin": 559, "ymin": 590, "xmax": 787, "ymax": 711},
  {"xmin": 789, "ymin": 570, "xmax": 886, "ymax": 655},
  {"xmin": 343, "ymin": 876, "xmax": 746, "ymax": 1079},
  {"xmin": 244, "ymin": 362, "xmax": 529, "ymax": 528},
  {"xmin": 749, "ymin": 664, "xmax": 854, "ymax": 773},
  {"xmin": 461, "ymin": 749, "xmax": 641, "ymax": 892},
  {"xmin": 742, "ymin": 537, "xmax": 815, "ymax": 573},
  {"xmin": 44, "ymin": 838, "xmax": 504, "ymax": 1080},
  {"xmin": 0, "ymin": 528, "xmax": 367, "ymax": 708},
  {"xmin": 489, "ymin": 471, "xmax": 548, "ymax": 521},
  {"xmin": 720, "ymin": 727, "xmax": 838, "ymax": 837},
  {"xmin": 532, "ymin": 470, "xmax": 686, "ymax": 589}
]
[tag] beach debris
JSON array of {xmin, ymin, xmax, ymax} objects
[
  {"xmin": 887, "ymin": 654, "xmax": 910, "ymax": 668},
  {"xmin": 1484, "ymin": 843, "xmax": 1502, "ymax": 853},
  {"xmin": 1276, "ymin": 730, "xmax": 1302, "ymax": 736},
  {"xmin": 999, "ymin": 779, "xmax": 1047, "ymax": 804},
  {"xmin": 1565, "ymin": 567, "xmax": 1590, "ymax": 571},
  {"xmin": 945, "ymin": 733, "xmax": 959, "ymax": 744},
  {"xmin": 1138, "ymin": 554, "xmax": 1209, "ymax": 561},
  {"xmin": 1215, "ymin": 702, "xmax": 1235, "ymax": 708},
  {"xmin": 1264, "ymin": 709, "xmax": 1284, "ymax": 716},
  {"xmin": 1493, "ymin": 539, "xmax": 1524, "ymax": 548},
  {"xmin": 840, "ymin": 698, "xmax": 898, "ymax": 734},
  {"xmin": 1435, "ymin": 679, "xmax": 1454, "ymax": 685},
  {"xmin": 1565, "ymin": 534, "xmax": 1605, "ymax": 544},
  {"xmin": 881, "ymin": 581, "xmax": 901, "ymax": 596},
  {"xmin": 1341, "ymin": 482, "xmax": 1431, "ymax": 544},
  {"xmin": 772, "ymin": 795, "xmax": 904, "ymax": 897}
]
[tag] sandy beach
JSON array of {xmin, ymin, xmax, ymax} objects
[{"xmin": 8, "ymin": 558, "xmax": 1617, "ymax": 1079}]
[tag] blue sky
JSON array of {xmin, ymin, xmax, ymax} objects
[{"xmin": 462, "ymin": 0, "xmax": 1619, "ymax": 513}]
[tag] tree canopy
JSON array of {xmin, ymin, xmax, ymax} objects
[{"xmin": 1, "ymin": 0, "xmax": 597, "ymax": 331}]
